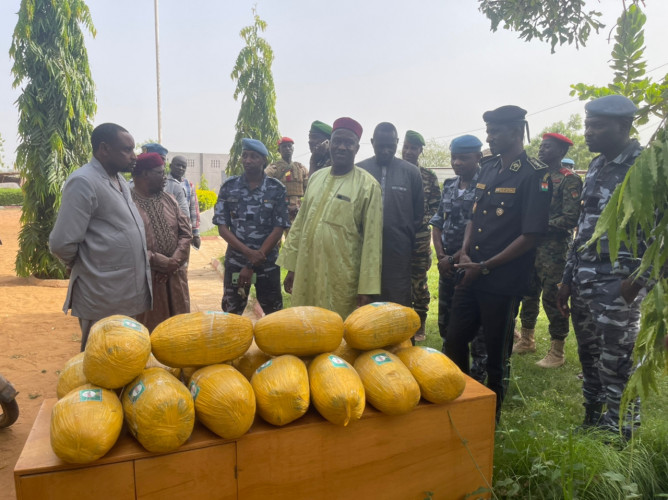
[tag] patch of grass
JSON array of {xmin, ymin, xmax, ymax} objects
[{"xmin": 200, "ymin": 226, "xmax": 219, "ymax": 237}]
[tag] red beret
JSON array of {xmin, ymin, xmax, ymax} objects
[
  {"xmin": 542, "ymin": 133, "xmax": 573, "ymax": 146},
  {"xmin": 134, "ymin": 152, "xmax": 164, "ymax": 174},
  {"xmin": 277, "ymin": 137, "xmax": 294, "ymax": 146},
  {"xmin": 332, "ymin": 117, "xmax": 363, "ymax": 139}
]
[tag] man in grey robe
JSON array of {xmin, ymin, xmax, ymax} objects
[
  {"xmin": 359, "ymin": 122, "xmax": 424, "ymax": 306},
  {"xmin": 49, "ymin": 123, "xmax": 152, "ymax": 350}
]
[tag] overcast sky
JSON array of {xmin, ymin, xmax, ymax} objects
[{"xmin": 1, "ymin": 0, "xmax": 667, "ymax": 168}]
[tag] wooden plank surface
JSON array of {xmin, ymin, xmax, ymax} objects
[
  {"xmin": 16, "ymin": 462, "xmax": 135, "ymax": 500},
  {"xmin": 15, "ymin": 377, "xmax": 495, "ymax": 500},
  {"xmin": 237, "ymin": 378, "xmax": 495, "ymax": 500},
  {"xmin": 135, "ymin": 444, "xmax": 237, "ymax": 500}
]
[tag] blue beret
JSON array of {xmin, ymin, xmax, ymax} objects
[
  {"xmin": 241, "ymin": 138, "xmax": 269, "ymax": 157},
  {"xmin": 143, "ymin": 142, "xmax": 168, "ymax": 157},
  {"xmin": 585, "ymin": 95, "xmax": 637, "ymax": 118},
  {"xmin": 562, "ymin": 158, "xmax": 575, "ymax": 166},
  {"xmin": 450, "ymin": 135, "xmax": 483, "ymax": 154}
]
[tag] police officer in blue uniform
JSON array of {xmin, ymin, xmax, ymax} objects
[
  {"xmin": 430, "ymin": 134, "xmax": 487, "ymax": 382},
  {"xmin": 213, "ymin": 138, "xmax": 291, "ymax": 315},
  {"xmin": 445, "ymin": 106, "xmax": 552, "ymax": 421},
  {"xmin": 557, "ymin": 95, "xmax": 649, "ymax": 439}
]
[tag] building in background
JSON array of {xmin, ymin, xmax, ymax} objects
[{"xmin": 167, "ymin": 152, "xmax": 229, "ymax": 194}]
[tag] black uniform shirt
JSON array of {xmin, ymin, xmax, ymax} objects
[{"xmin": 468, "ymin": 151, "xmax": 551, "ymax": 296}]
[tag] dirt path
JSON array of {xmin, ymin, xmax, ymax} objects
[{"xmin": 0, "ymin": 206, "xmax": 229, "ymax": 499}]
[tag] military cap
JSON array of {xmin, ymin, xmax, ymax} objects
[
  {"xmin": 143, "ymin": 142, "xmax": 168, "ymax": 157},
  {"xmin": 562, "ymin": 158, "xmax": 575, "ymax": 166},
  {"xmin": 450, "ymin": 134, "xmax": 483, "ymax": 154},
  {"xmin": 277, "ymin": 137, "xmax": 294, "ymax": 146},
  {"xmin": 310, "ymin": 120, "xmax": 333, "ymax": 138},
  {"xmin": 332, "ymin": 117, "xmax": 363, "ymax": 139},
  {"xmin": 585, "ymin": 95, "xmax": 638, "ymax": 118},
  {"xmin": 134, "ymin": 152, "xmax": 164, "ymax": 175},
  {"xmin": 404, "ymin": 130, "xmax": 425, "ymax": 146},
  {"xmin": 482, "ymin": 105, "xmax": 527, "ymax": 124},
  {"xmin": 241, "ymin": 138, "xmax": 269, "ymax": 157},
  {"xmin": 542, "ymin": 132, "xmax": 573, "ymax": 146}
]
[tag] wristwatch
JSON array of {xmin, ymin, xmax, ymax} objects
[{"xmin": 479, "ymin": 262, "xmax": 490, "ymax": 275}]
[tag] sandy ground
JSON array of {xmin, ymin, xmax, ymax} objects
[{"xmin": 0, "ymin": 206, "xmax": 230, "ymax": 499}]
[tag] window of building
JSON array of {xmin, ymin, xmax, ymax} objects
[
  {"xmin": 187, "ymin": 159, "xmax": 195, "ymax": 169},
  {"xmin": 211, "ymin": 159, "xmax": 221, "ymax": 168}
]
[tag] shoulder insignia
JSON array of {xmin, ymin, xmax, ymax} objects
[
  {"xmin": 476, "ymin": 183, "xmax": 486, "ymax": 189},
  {"xmin": 571, "ymin": 190, "xmax": 580, "ymax": 199},
  {"xmin": 509, "ymin": 160, "xmax": 521, "ymax": 172},
  {"xmin": 559, "ymin": 167, "xmax": 574, "ymax": 176},
  {"xmin": 480, "ymin": 155, "xmax": 498, "ymax": 166},
  {"xmin": 528, "ymin": 156, "xmax": 548, "ymax": 170}
]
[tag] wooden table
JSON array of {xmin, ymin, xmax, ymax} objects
[{"xmin": 14, "ymin": 377, "xmax": 495, "ymax": 500}]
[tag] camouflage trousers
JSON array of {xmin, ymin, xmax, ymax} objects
[
  {"xmin": 571, "ymin": 275, "xmax": 645, "ymax": 429},
  {"xmin": 519, "ymin": 237, "xmax": 570, "ymax": 340},
  {"xmin": 222, "ymin": 261, "xmax": 283, "ymax": 316},
  {"xmin": 410, "ymin": 234, "xmax": 432, "ymax": 319}
]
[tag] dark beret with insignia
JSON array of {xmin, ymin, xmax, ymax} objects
[
  {"xmin": 482, "ymin": 105, "xmax": 527, "ymax": 124},
  {"xmin": 585, "ymin": 95, "xmax": 637, "ymax": 118},
  {"xmin": 450, "ymin": 134, "xmax": 483, "ymax": 154},
  {"xmin": 242, "ymin": 138, "xmax": 269, "ymax": 157},
  {"xmin": 404, "ymin": 130, "xmax": 425, "ymax": 146}
]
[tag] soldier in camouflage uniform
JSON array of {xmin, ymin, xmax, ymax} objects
[
  {"xmin": 213, "ymin": 138, "xmax": 290, "ymax": 315},
  {"xmin": 514, "ymin": 133, "xmax": 583, "ymax": 369},
  {"xmin": 265, "ymin": 137, "xmax": 309, "ymax": 224},
  {"xmin": 557, "ymin": 95, "xmax": 650, "ymax": 438},
  {"xmin": 429, "ymin": 135, "xmax": 487, "ymax": 382},
  {"xmin": 402, "ymin": 130, "xmax": 441, "ymax": 342},
  {"xmin": 308, "ymin": 120, "xmax": 333, "ymax": 177}
]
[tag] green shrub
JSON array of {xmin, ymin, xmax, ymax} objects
[
  {"xmin": 197, "ymin": 189, "xmax": 217, "ymax": 212},
  {"xmin": 0, "ymin": 188, "xmax": 23, "ymax": 206}
]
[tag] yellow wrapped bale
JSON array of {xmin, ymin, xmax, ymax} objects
[
  {"xmin": 189, "ymin": 365, "xmax": 256, "ymax": 439},
  {"xmin": 50, "ymin": 384, "xmax": 123, "ymax": 464},
  {"xmin": 308, "ymin": 353, "xmax": 365, "ymax": 426},
  {"xmin": 332, "ymin": 339, "xmax": 362, "ymax": 365},
  {"xmin": 83, "ymin": 315, "xmax": 151, "ymax": 389},
  {"xmin": 396, "ymin": 346, "xmax": 466, "ymax": 403},
  {"xmin": 354, "ymin": 350, "xmax": 420, "ymax": 415},
  {"xmin": 56, "ymin": 352, "xmax": 87, "ymax": 399},
  {"xmin": 383, "ymin": 338, "xmax": 413, "ymax": 354},
  {"xmin": 344, "ymin": 302, "xmax": 420, "ymax": 350},
  {"xmin": 151, "ymin": 311, "xmax": 253, "ymax": 368},
  {"xmin": 122, "ymin": 368, "xmax": 195, "ymax": 453},
  {"xmin": 145, "ymin": 352, "xmax": 182, "ymax": 379},
  {"xmin": 251, "ymin": 355, "xmax": 309, "ymax": 426},
  {"xmin": 254, "ymin": 306, "xmax": 343, "ymax": 356},
  {"xmin": 232, "ymin": 340, "xmax": 272, "ymax": 380}
]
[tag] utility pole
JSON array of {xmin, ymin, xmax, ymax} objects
[{"xmin": 154, "ymin": 0, "xmax": 162, "ymax": 143}]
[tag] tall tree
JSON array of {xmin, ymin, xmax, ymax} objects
[
  {"xmin": 525, "ymin": 114, "xmax": 593, "ymax": 170},
  {"xmin": 478, "ymin": 0, "xmax": 605, "ymax": 53},
  {"xmin": 227, "ymin": 9, "xmax": 280, "ymax": 176},
  {"xmin": 10, "ymin": 0, "xmax": 96, "ymax": 278},
  {"xmin": 420, "ymin": 139, "xmax": 451, "ymax": 169},
  {"xmin": 570, "ymin": 3, "xmax": 668, "ymax": 131}
]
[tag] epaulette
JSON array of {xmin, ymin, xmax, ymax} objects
[
  {"xmin": 528, "ymin": 156, "xmax": 548, "ymax": 170},
  {"xmin": 480, "ymin": 155, "xmax": 498, "ymax": 166},
  {"xmin": 222, "ymin": 175, "xmax": 240, "ymax": 186},
  {"xmin": 559, "ymin": 166, "xmax": 574, "ymax": 176}
]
